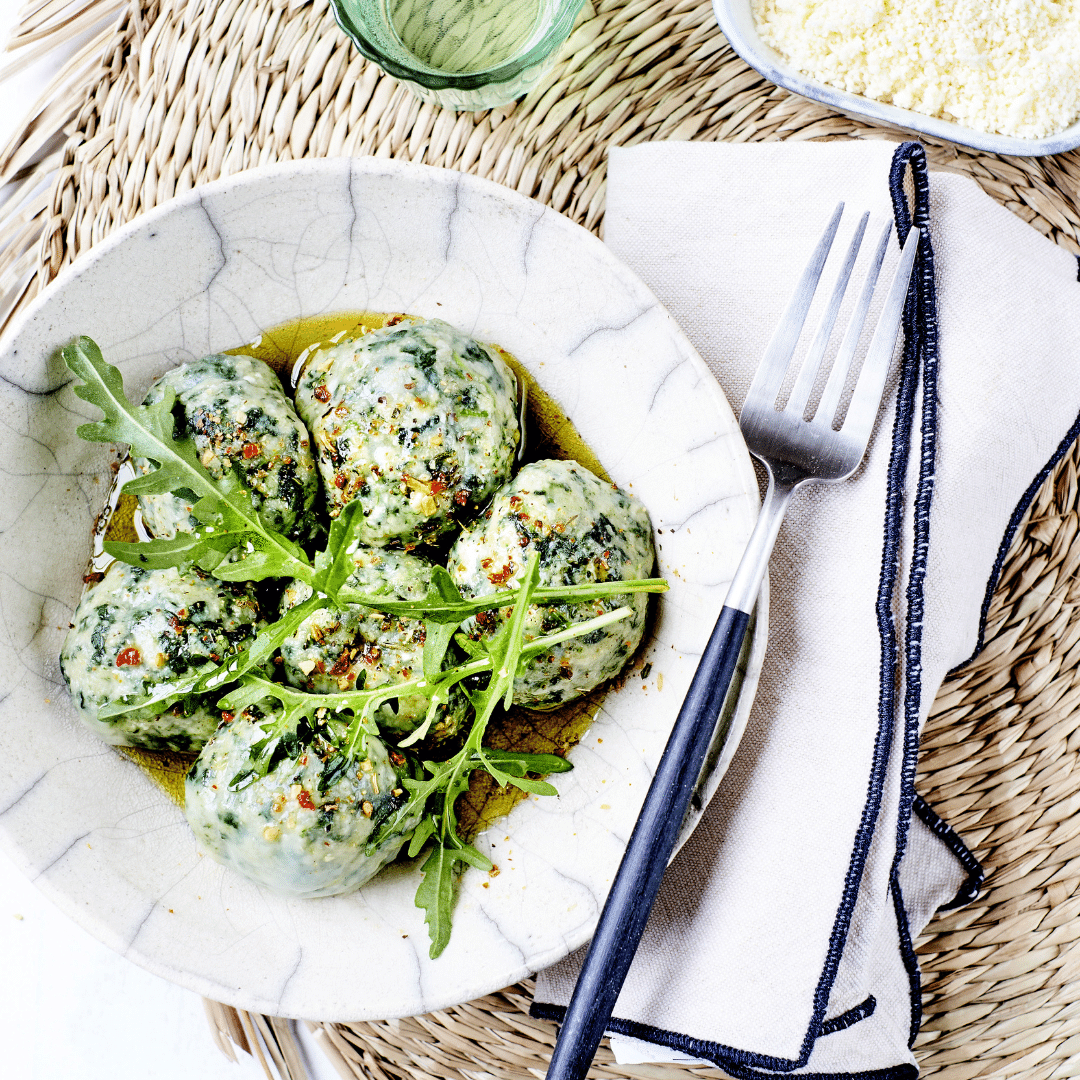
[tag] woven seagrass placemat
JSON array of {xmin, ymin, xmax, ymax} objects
[{"xmin": 4, "ymin": 1, "xmax": 1080, "ymax": 1077}]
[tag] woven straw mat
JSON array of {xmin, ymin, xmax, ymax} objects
[{"xmin": 3, "ymin": 0, "xmax": 1080, "ymax": 1077}]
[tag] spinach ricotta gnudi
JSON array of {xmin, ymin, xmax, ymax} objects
[
  {"xmin": 134, "ymin": 353, "xmax": 319, "ymax": 541},
  {"xmin": 279, "ymin": 545, "xmax": 469, "ymax": 744},
  {"xmin": 60, "ymin": 562, "xmax": 264, "ymax": 753},
  {"xmin": 449, "ymin": 459, "xmax": 655, "ymax": 708},
  {"xmin": 185, "ymin": 702, "xmax": 419, "ymax": 898},
  {"xmin": 294, "ymin": 318, "xmax": 520, "ymax": 547}
]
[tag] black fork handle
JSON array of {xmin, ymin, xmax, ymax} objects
[{"xmin": 545, "ymin": 603, "xmax": 751, "ymax": 1080}]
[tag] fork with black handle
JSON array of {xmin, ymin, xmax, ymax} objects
[{"xmin": 544, "ymin": 204, "xmax": 920, "ymax": 1080}]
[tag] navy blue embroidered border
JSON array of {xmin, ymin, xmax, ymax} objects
[
  {"xmin": 886, "ymin": 142, "xmax": 940, "ymax": 894},
  {"xmin": 529, "ymin": 1001, "xmax": 917, "ymax": 1080},
  {"xmin": 911, "ymin": 794, "xmax": 985, "ymax": 911},
  {"xmin": 530, "ymin": 141, "xmax": 940, "ymax": 1077},
  {"xmin": 821, "ymin": 996, "xmax": 877, "ymax": 1036},
  {"xmin": 949, "ymin": 406, "xmax": 1080, "ymax": 674},
  {"xmin": 891, "ymin": 795, "xmax": 985, "ymax": 1050}
]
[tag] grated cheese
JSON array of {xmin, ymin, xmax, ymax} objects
[{"xmin": 752, "ymin": 0, "xmax": 1080, "ymax": 139}]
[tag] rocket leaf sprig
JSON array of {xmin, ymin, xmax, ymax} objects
[{"xmin": 64, "ymin": 336, "xmax": 667, "ymax": 957}]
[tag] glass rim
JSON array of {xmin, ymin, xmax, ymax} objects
[{"xmin": 329, "ymin": 0, "xmax": 586, "ymax": 91}]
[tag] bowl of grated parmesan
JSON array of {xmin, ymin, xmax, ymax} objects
[{"xmin": 714, "ymin": 0, "xmax": 1080, "ymax": 156}]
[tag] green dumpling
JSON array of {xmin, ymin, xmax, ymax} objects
[
  {"xmin": 279, "ymin": 544, "xmax": 470, "ymax": 744},
  {"xmin": 60, "ymin": 561, "xmax": 264, "ymax": 753},
  {"xmin": 185, "ymin": 701, "xmax": 419, "ymax": 898},
  {"xmin": 134, "ymin": 352, "xmax": 319, "ymax": 542},
  {"xmin": 294, "ymin": 318, "xmax": 520, "ymax": 547},
  {"xmin": 449, "ymin": 459, "xmax": 655, "ymax": 708}
]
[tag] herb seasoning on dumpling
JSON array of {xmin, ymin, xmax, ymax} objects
[
  {"xmin": 449, "ymin": 459, "xmax": 655, "ymax": 708},
  {"xmin": 185, "ymin": 701, "xmax": 418, "ymax": 898},
  {"xmin": 279, "ymin": 545, "xmax": 469, "ymax": 744},
  {"xmin": 60, "ymin": 561, "xmax": 264, "ymax": 753},
  {"xmin": 134, "ymin": 353, "xmax": 319, "ymax": 542},
  {"xmin": 294, "ymin": 318, "xmax": 519, "ymax": 547}
]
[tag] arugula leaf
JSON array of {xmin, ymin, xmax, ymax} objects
[
  {"xmin": 415, "ymin": 842, "xmax": 459, "ymax": 958},
  {"xmin": 310, "ymin": 500, "xmax": 366, "ymax": 603},
  {"xmin": 422, "ymin": 620, "xmax": 460, "ymax": 681},
  {"xmin": 64, "ymin": 337, "xmax": 314, "ymax": 584},
  {"xmin": 336, "ymin": 576, "xmax": 667, "ymax": 620},
  {"xmin": 103, "ymin": 532, "xmax": 233, "ymax": 573},
  {"xmin": 478, "ymin": 749, "xmax": 574, "ymax": 775},
  {"xmin": 407, "ymin": 816, "xmax": 437, "ymax": 859}
]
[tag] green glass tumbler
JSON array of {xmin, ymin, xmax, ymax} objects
[{"xmin": 330, "ymin": 0, "xmax": 586, "ymax": 111}]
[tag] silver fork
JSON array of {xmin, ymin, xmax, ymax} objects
[{"xmin": 545, "ymin": 204, "xmax": 920, "ymax": 1080}]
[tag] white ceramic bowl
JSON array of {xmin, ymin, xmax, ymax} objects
[
  {"xmin": 0, "ymin": 158, "xmax": 766, "ymax": 1020},
  {"xmin": 714, "ymin": 0, "xmax": 1080, "ymax": 157}
]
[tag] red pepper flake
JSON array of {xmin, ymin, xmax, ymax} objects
[
  {"xmin": 430, "ymin": 479, "xmax": 446, "ymax": 495},
  {"xmin": 221, "ymin": 711, "xmax": 235, "ymax": 723},
  {"xmin": 297, "ymin": 790, "xmax": 316, "ymax": 810},
  {"xmin": 329, "ymin": 652, "xmax": 353, "ymax": 677},
  {"xmin": 488, "ymin": 563, "xmax": 516, "ymax": 586},
  {"xmin": 389, "ymin": 749, "xmax": 405, "ymax": 766},
  {"xmin": 334, "ymin": 473, "xmax": 347, "ymax": 489},
  {"xmin": 386, "ymin": 315, "xmax": 404, "ymax": 326},
  {"xmin": 454, "ymin": 490, "xmax": 468, "ymax": 506},
  {"xmin": 242, "ymin": 442, "xmax": 260, "ymax": 459},
  {"xmin": 116, "ymin": 647, "xmax": 141, "ymax": 667},
  {"xmin": 314, "ymin": 385, "xmax": 331, "ymax": 403},
  {"xmin": 82, "ymin": 571, "xmax": 104, "ymax": 585}
]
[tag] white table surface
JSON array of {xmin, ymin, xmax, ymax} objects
[{"xmin": 0, "ymin": 5, "xmax": 340, "ymax": 1076}]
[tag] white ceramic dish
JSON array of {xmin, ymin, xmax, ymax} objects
[
  {"xmin": 0, "ymin": 158, "xmax": 766, "ymax": 1021},
  {"xmin": 714, "ymin": 0, "xmax": 1080, "ymax": 157}
]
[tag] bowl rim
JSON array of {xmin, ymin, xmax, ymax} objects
[{"xmin": 713, "ymin": 0, "xmax": 1080, "ymax": 158}]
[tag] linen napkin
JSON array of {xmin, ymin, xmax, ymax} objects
[{"xmin": 531, "ymin": 138, "xmax": 1080, "ymax": 1075}]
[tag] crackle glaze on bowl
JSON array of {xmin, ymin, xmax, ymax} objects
[{"xmin": 0, "ymin": 158, "xmax": 764, "ymax": 1021}]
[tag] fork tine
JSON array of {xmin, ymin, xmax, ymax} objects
[
  {"xmin": 783, "ymin": 211, "xmax": 868, "ymax": 419},
  {"xmin": 746, "ymin": 202, "xmax": 844, "ymax": 407},
  {"xmin": 839, "ymin": 226, "xmax": 919, "ymax": 443},
  {"xmin": 811, "ymin": 220, "xmax": 892, "ymax": 429}
]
